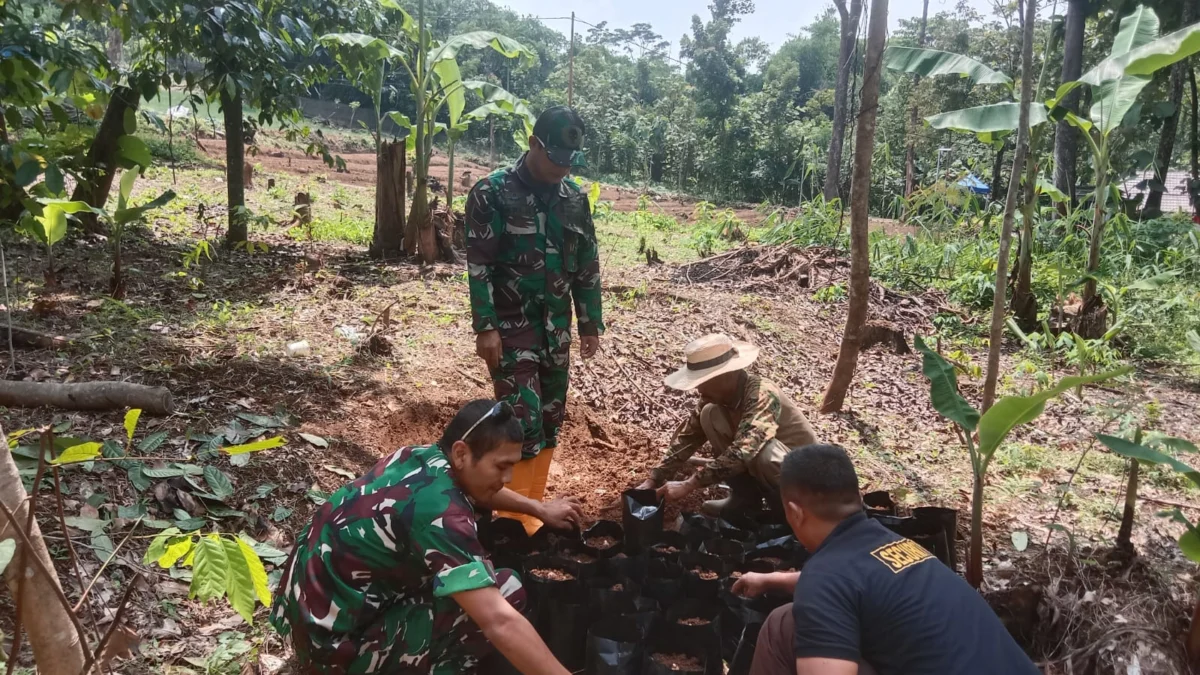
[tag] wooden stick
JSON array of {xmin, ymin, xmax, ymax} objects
[
  {"xmin": 0, "ymin": 381, "xmax": 173, "ymax": 415},
  {"xmin": 77, "ymin": 573, "xmax": 141, "ymax": 675}
]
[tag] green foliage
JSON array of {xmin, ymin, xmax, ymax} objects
[{"xmin": 146, "ymin": 531, "xmax": 270, "ymax": 623}]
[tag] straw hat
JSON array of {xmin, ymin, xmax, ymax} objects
[{"xmin": 664, "ymin": 334, "xmax": 760, "ymax": 391}]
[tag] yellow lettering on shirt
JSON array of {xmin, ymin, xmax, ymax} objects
[{"xmin": 870, "ymin": 538, "xmax": 934, "ymax": 573}]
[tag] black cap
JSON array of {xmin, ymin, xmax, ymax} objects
[{"xmin": 532, "ymin": 105, "xmax": 586, "ymax": 167}]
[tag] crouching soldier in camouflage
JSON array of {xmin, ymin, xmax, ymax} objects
[
  {"xmin": 636, "ymin": 334, "xmax": 819, "ymax": 518},
  {"xmin": 271, "ymin": 400, "xmax": 584, "ymax": 675},
  {"xmin": 465, "ymin": 105, "xmax": 603, "ymax": 533}
]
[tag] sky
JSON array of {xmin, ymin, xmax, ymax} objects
[{"xmin": 494, "ymin": 0, "xmax": 999, "ymax": 58}]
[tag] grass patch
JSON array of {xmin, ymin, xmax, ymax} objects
[{"xmin": 289, "ymin": 214, "xmax": 373, "ymax": 246}]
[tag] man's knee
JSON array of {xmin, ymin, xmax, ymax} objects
[
  {"xmin": 496, "ymin": 569, "xmax": 526, "ymax": 612},
  {"xmin": 749, "ymin": 603, "xmax": 795, "ymax": 675},
  {"xmin": 700, "ymin": 403, "xmax": 734, "ymax": 450}
]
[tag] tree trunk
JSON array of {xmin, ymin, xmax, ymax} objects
[
  {"xmin": 903, "ymin": 0, "xmax": 930, "ymax": 198},
  {"xmin": 968, "ymin": 471, "xmax": 984, "ymax": 588},
  {"xmin": 1116, "ymin": 460, "xmax": 1139, "ymax": 551},
  {"xmin": 819, "ymin": 0, "xmax": 887, "ymax": 414},
  {"xmin": 70, "ymin": 85, "xmax": 139, "ymax": 233},
  {"xmin": 990, "ymin": 140, "xmax": 1008, "ymax": 204},
  {"xmin": 220, "ymin": 87, "xmax": 248, "ymax": 246},
  {"xmin": 372, "ymin": 140, "xmax": 406, "ymax": 259},
  {"xmin": 0, "ymin": 426, "xmax": 88, "ymax": 673},
  {"xmin": 981, "ymin": 0, "xmax": 1036, "ymax": 412},
  {"xmin": 448, "ymin": 140, "xmax": 456, "ymax": 208},
  {"xmin": 405, "ymin": 0, "xmax": 436, "ymax": 264},
  {"xmin": 1143, "ymin": 62, "xmax": 1186, "ymax": 216},
  {"xmin": 1052, "ymin": 0, "xmax": 1086, "ymax": 206},
  {"xmin": 1012, "ymin": 152, "xmax": 1040, "ymax": 331},
  {"xmin": 824, "ymin": 0, "xmax": 864, "ymax": 204},
  {"xmin": 489, "ymin": 118, "xmax": 496, "ymax": 165},
  {"xmin": 1081, "ymin": 151, "xmax": 1108, "ymax": 310},
  {"xmin": 1192, "ymin": 65, "xmax": 1199, "ymax": 188}
]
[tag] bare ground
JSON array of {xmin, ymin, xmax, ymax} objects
[{"xmin": 0, "ymin": 137, "xmax": 1197, "ymax": 673}]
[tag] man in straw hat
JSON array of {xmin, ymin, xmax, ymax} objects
[{"xmin": 635, "ymin": 334, "xmax": 818, "ymax": 518}]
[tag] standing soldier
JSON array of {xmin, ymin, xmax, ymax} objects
[{"xmin": 465, "ymin": 105, "xmax": 603, "ymax": 533}]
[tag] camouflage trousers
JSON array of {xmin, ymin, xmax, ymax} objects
[
  {"xmin": 490, "ymin": 344, "xmax": 571, "ymax": 457},
  {"xmin": 291, "ymin": 569, "xmax": 526, "ymax": 675}
]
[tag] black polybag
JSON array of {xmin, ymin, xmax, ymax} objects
[
  {"xmin": 700, "ymin": 536, "xmax": 746, "ymax": 565},
  {"xmin": 582, "ymin": 520, "xmax": 625, "ymax": 559},
  {"xmin": 622, "ymin": 489, "xmax": 665, "ymax": 553},
  {"xmin": 679, "ymin": 552, "xmax": 725, "ymax": 600},
  {"xmin": 586, "ymin": 616, "xmax": 643, "ymax": 675},
  {"xmin": 642, "ymin": 630, "xmax": 708, "ymax": 675},
  {"xmin": 641, "ymin": 558, "xmax": 685, "ymax": 607},
  {"xmin": 587, "ymin": 575, "xmax": 641, "ymax": 618},
  {"xmin": 665, "ymin": 599, "xmax": 724, "ymax": 675},
  {"xmin": 727, "ymin": 620, "xmax": 762, "ymax": 675},
  {"xmin": 647, "ymin": 531, "xmax": 688, "ymax": 563}
]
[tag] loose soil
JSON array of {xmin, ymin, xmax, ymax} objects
[
  {"xmin": 585, "ymin": 536, "xmax": 618, "ymax": 550},
  {"xmin": 529, "ymin": 568, "xmax": 575, "ymax": 582},
  {"xmin": 611, "ymin": 583, "xmax": 625, "ymax": 592},
  {"xmin": 651, "ymin": 653, "xmax": 705, "ymax": 671},
  {"xmin": 691, "ymin": 568, "xmax": 720, "ymax": 581},
  {"xmin": 677, "ymin": 617, "xmax": 712, "ymax": 626},
  {"xmin": 562, "ymin": 551, "xmax": 595, "ymax": 564}
]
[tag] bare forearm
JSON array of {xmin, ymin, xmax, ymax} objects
[
  {"xmin": 484, "ymin": 612, "xmax": 570, "ymax": 675},
  {"xmin": 482, "ymin": 487, "xmax": 543, "ymax": 519},
  {"xmin": 767, "ymin": 571, "xmax": 801, "ymax": 594}
]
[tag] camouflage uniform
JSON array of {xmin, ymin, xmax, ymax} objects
[
  {"xmin": 466, "ymin": 155, "xmax": 604, "ymax": 458},
  {"xmin": 270, "ymin": 444, "xmax": 525, "ymax": 675},
  {"xmin": 651, "ymin": 373, "xmax": 817, "ymax": 489}
]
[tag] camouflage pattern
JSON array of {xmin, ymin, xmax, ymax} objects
[
  {"xmin": 651, "ymin": 374, "xmax": 817, "ymax": 486},
  {"xmin": 270, "ymin": 444, "xmax": 526, "ymax": 674},
  {"xmin": 466, "ymin": 155, "xmax": 603, "ymax": 457},
  {"xmin": 491, "ymin": 344, "xmax": 571, "ymax": 457}
]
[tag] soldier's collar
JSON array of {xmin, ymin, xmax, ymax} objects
[{"xmin": 515, "ymin": 153, "xmax": 563, "ymax": 201}]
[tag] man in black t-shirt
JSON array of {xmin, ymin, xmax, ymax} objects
[{"xmin": 732, "ymin": 444, "xmax": 1041, "ymax": 675}]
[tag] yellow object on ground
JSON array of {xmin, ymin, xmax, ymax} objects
[{"xmin": 495, "ymin": 447, "xmax": 555, "ymax": 535}]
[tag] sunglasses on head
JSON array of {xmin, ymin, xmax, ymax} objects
[{"xmin": 461, "ymin": 401, "xmax": 515, "ymax": 442}]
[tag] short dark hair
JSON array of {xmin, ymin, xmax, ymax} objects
[
  {"xmin": 439, "ymin": 399, "xmax": 524, "ymax": 459},
  {"xmin": 780, "ymin": 444, "xmax": 863, "ymax": 520}
]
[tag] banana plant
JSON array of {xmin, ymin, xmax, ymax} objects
[
  {"xmin": 915, "ymin": 336, "xmax": 1130, "ymax": 587},
  {"xmin": 319, "ymin": 0, "xmax": 533, "ymax": 263},
  {"xmin": 104, "ymin": 171, "xmax": 176, "ymax": 297},
  {"xmin": 1095, "ymin": 429, "xmax": 1198, "ymax": 552},
  {"xmin": 888, "ymin": 6, "xmax": 1200, "ymax": 336},
  {"xmin": 445, "ymin": 80, "xmax": 538, "ymax": 207}
]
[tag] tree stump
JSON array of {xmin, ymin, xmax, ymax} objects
[
  {"xmin": 371, "ymin": 141, "xmax": 406, "ymax": 259},
  {"xmin": 294, "ymin": 192, "xmax": 312, "ymax": 227}
]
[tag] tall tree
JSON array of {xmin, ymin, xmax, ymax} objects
[
  {"xmin": 1052, "ymin": 0, "xmax": 1087, "ymax": 204},
  {"xmin": 823, "ymin": 0, "xmax": 864, "ymax": 202},
  {"xmin": 820, "ymin": 0, "xmax": 887, "ymax": 414},
  {"xmin": 904, "ymin": 0, "xmax": 931, "ymax": 198},
  {"xmin": 1144, "ymin": 0, "xmax": 1196, "ymax": 215},
  {"xmin": 982, "ymin": 0, "xmax": 1037, "ymax": 412},
  {"xmin": 142, "ymin": 0, "xmax": 345, "ymax": 246}
]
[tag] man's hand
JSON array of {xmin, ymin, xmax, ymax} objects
[
  {"xmin": 731, "ymin": 572, "xmax": 771, "ymax": 598},
  {"xmin": 476, "ymin": 330, "xmax": 502, "ymax": 370},
  {"xmin": 537, "ymin": 497, "xmax": 585, "ymax": 529},
  {"xmin": 656, "ymin": 477, "xmax": 697, "ymax": 504},
  {"xmin": 580, "ymin": 335, "xmax": 599, "ymax": 359}
]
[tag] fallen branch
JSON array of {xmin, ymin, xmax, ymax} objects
[
  {"xmin": 0, "ymin": 381, "xmax": 173, "ymax": 415},
  {"xmin": 8, "ymin": 325, "xmax": 70, "ymax": 350}
]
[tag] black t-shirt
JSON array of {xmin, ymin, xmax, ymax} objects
[{"xmin": 792, "ymin": 512, "xmax": 1040, "ymax": 675}]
